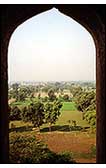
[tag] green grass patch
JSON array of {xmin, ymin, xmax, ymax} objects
[
  {"xmin": 61, "ymin": 102, "xmax": 77, "ymax": 111},
  {"xmin": 56, "ymin": 110, "xmax": 90, "ymax": 127},
  {"xmin": 10, "ymin": 100, "xmax": 90, "ymax": 132}
]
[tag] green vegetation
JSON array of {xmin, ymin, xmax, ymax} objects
[
  {"xmin": 84, "ymin": 110, "xmax": 96, "ymax": 128},
  {"xmin": 9, "ymin": 102, "xmax": 89, "ymax": 130},
  {"xmin": 74, "ymin": 90, "xmax": 96, "ymax": 128},
  {"xmin": 72, "ymin": 145, "xmax": 96, "ymax": 159},
  {"xmin": 21, "ymin": 101, "xmax": 45, "ymax": 131},
  {"xmin": 9, "ymin": 106, "xmax": 21, "ymax": 121},
  {"xmin": 61, "ymin": 102, "xmax": 77, "ymax": 111},
  {"xmin": 8, "ymin": 81, "xmax": 96, "ymax": 163},
  {"xmin": 9, "ymin": 133, "xmax": 75, "ymax": 163},
  {"xmin": 44, "ymin": 100, "xmax": 63, "ymax": 131}
]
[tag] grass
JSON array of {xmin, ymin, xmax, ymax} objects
[
  {"xmin": 61, "ymin": 102, "xmax": 77, "ymax": 111},
  {"xmin": 73, "ymin": 152, "xmax": 95, "ymax": 159},
  {"xmin": 72, "ymin": 145, "xmax": 96, "ymax": 159},
  {"xmin": 56, "ymin": 111, "xmax": 90, "ymax": 127},
  {"xmin": 9, "ymin": 100, "xmax": 96, "ymax": 163},
  {"xmin": 9, "ymin": 101, "xmax": 90, "ymax": 130},
  {"xmin": 9, "ymin": 100, "xmax": 95, "ymax": 135}
]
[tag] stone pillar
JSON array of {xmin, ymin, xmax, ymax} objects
[
  {"xmin": 96, "ymin": 22, "xmax": 106, "ymax": 163},
  {"xmin": 0, "ymin": 32, "xmax": 9, "ymax": 163}
]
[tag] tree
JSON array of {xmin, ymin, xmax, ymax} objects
[
  {"xmin": 38, "ymin": 93, "xmax": 41, "ymax": 99},
  {"xmin": 18, "ymin": 91, "xmax": 26, "ymax": 101},
  {"xmin": 48, "ymin": 89, "xmax": 56, "ymax": 101},
  {"xmin": 75, "ymin": 90, "xmax": 96, "ymax": 121},
  {"xmin": 11, "ymin": 83, "xmax": 19, "ymax": 101},
  {"xmin": 70, "ymin": 85, "xmax": 83, "ymax": 97},
  {"xmin": 30, "ymin": 93, "xmax": 34, "ymax": 101},
  {"xmin": 84, "ymin": 110, "xmax": 96, "ymax": 128},
  {"xmin": 27, "ymin": 85, "xmax": 35, "ymax": 97},
  {"xmin": 63, "ymin": 94, "xmax": 70, "ymax": 102},
  {"xmin": 9, "ymin": 134, "xmax": 75, "ymax": 163},
  {"xmin": 75, "ymin": 91, "xmax": 94, "ymax": 111},
  {"xmin": 9, "ymin": 84, "xmax": 28, "ymax": 102},
  {"xmin": 21, "ymin": 106, "xmax": 30, "ymax": 122},
  {"xmin": 22, "ymin": 101, "xmax": 45, "ymax": 131},
  {"xmin": 9, "ymin": 106, "xmax": 21, "ymax": 121},
  {"xmin": 44, "ymin": 100, "xmax": 62, "ymax": 131},
  {"xmin": 17, "ymin": 87, "xmax": 29, "ymax": 102}
]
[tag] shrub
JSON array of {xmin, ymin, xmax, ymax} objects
[
  {"xmin": 84, "ymin": 110, "xmax": 96, "ymax": 127},
  {"xmin": 90, "ymin": 144, "xmax": 96, "ymax": 157},
  {"xmin": 21, "ymin": 101, "xmax": 45, "ymax": 130},
  {"xmin": 63, "ymin": 94, "xmax": 70, "ymax": 102},
  {"xmin": 9, "ymin": 133, "xmax": 75, "ymax": 163},
  {"xmin": 9, "ymin": 106, "xmax": 21, "ymax": 121}
]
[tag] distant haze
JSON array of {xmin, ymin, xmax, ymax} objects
[{"xmin": 8, "ymin": 8, "xmax": 96, "ymax": 82}]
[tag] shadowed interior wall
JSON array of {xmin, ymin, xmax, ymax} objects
[{"xmin": 0, "ymin": 4, "xmax": 105, "ymax": 163}]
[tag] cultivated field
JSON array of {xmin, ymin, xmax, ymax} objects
[{"xmin": 9, "ymin": 101, "xmax": 96, "ymax": 163}]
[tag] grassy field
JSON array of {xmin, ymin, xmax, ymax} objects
[
  {"xmin": 12, "ymin": 100, "xmax": 77, "ymax": 112},
  {"xmin": 61, "ymin": 102, "xmax": 77, "ymax": 111},
  {"xmin": 9, "ymin": 101, "xmax": 96, "ymax": 163},
  {"xmin": 10, "ymin": 101, "xmax": 89, "ymax": 129},
  {"xmin": 57, "ymin": 102, "xmax": 90, "ymax": 128}
]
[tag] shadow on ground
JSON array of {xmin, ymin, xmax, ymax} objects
[
  {"xmin": 9, "ymin": 124, "xmax": 90, "ymax": 133},
  {"xmin": 9, "ymin": 125, "xmax": 33, "ymax": 133},
  {"xmin": 40, "ymin": 125, "xmax": 90, "ymax": 132}
]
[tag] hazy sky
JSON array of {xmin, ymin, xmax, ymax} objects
[{"xmin": 8, "ymin": 8, "xmax": 96, "ymax": 82}]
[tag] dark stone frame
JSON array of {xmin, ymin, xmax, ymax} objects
[{"xmin": 0, "ymin": 4, "xmax": 105, "ymax": 163}]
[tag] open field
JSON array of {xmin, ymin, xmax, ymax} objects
[
  {"xmin": 9, "ymin": 101, "xmax": 96, "ymax": 163},
  {"xmin": 35, "ymin": 131, "xmax": 96, "ymax": 163},
  {"xmin": 9, "ymin": 102, "xmax": 90, "ymax": 130},
  {"xmin": 61, "ymin": 102, "xmax": 77, "ymax": 111},
  {"xmin": 9, "ymin": 129, "xmax": 96, "ymax": 163}
]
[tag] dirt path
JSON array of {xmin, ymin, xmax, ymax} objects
[{"xmin": 35, "ymin": 131, "xmax": 96, "ymax": 163}]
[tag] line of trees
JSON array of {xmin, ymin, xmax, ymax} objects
[{"xmin": 9, "ymin": 99, "xmax": 63, "ymax": 131}]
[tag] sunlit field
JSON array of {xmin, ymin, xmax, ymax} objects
[{"xmin": 9, "ymin": 99, "xmax": 96, "ymax": 163}]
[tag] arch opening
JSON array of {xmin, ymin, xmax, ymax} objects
[
  {"xmin": 8, "ymin": 8, "xmax": 96, "ymax": 164},
  {"xmin": 1, "ymin": 5, "xmax": 105, "ymax": 164}
]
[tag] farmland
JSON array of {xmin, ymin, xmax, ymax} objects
[
  {"xmin": 9, "ymin": 81, "xmax": 96, "ymax": 163},
  {"xmin": 9, "ymin": 100, "xmax": 96, "ymax": 163}
]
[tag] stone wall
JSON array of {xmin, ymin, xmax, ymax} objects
[{"xmin": 0, "ymin": 4, "xmax": 105, "ymax": 163}]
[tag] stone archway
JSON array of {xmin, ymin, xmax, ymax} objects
[{"xmin": 0, "ymin": 4, "xmax": 105, "ymax": 163}]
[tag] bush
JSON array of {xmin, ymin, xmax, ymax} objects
[
  {"xmin": 9, "ymin": 106, "xmax": 21, "ymax": 121},
  {"xmin": 9, "ymin": 133, "xmax": 75, "ymax": 163},
  {"xmin": 63, "ymin": 94, "xmax": 70, "ymax": 102},
  {"xmin": 42, "ymin": 96, "xmax": 49, "ymax": 102},
  {"xmin": 90, "ymin": 145, "xmax": 96, "ymax": 157},
  {"xmin": 21, "ymin": 101, "xmax": 45, "ymax": 129},
  {"xmin": 56, "ymin": 151, "xmax": 75, "ymax": 163},
  {"xmin": 84, "ymin": 110, "xmax": 96, "ymax": 127}
]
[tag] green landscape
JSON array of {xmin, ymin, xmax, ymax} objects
[{"xmin": 8, "ymin": 81, "xmax": 96, "ymax": 163}]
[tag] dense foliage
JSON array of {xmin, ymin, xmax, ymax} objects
[
  {"xmin": 8, "ymin": 81, "xmax": 96, "ymax": 128},
  {"xmin": 74, "ymin": 90, "xmax": 96, "ymax": 127},
  {"xmin": 48, "ymin": 89, "xmax": 56, "ymax": 101},
  {"xmin": 84, "ymin": 110, "xmax": 96, "ymax": 128},
  {"xmin": 9, "ymin": 133, "xmax": 75, "ymax": 163},
  {"xmin": 9, "ymin": 106, "xmax": 21, "ymax": 121},
  {"xmin": 45, "ymin": 100, "xmax": 63, "ymax": 131},
  {"xmin": 21, "ymin": 101, "xmax": 45, "ymax": 130}
]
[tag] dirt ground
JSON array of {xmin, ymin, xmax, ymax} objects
[{"xmin": 35, "ymin": 131, "xmax": 96, "ymax": 163}]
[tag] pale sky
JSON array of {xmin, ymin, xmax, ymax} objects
[{"xmin": 8, "ymin": 8, "xmax": 96, "ymax": 82}]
